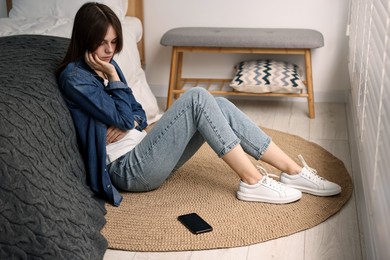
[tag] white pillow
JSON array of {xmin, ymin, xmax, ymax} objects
[
  {"xmin": 10, "ymin": 0, "xmax": 128, "ymax": 20},
  {"xmin": 115, "ymin": 18, "xmax": 162, "ymax": 124}
]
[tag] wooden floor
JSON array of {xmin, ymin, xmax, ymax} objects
[{"xmin": 104, "ymin": 99, "xmax": 363, "ymax": 260}]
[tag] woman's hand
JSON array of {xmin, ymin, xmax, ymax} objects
[
  {"xmin": 106, "ymin": 121, "xmax": 139, "ymax": 144},
  {"xmin": 106, "ymin": 126, "xmax": 128, "ymax": 144},
  {"xmin": 84, "ymin": 51, "xmax": 120, "ymax": 81}
]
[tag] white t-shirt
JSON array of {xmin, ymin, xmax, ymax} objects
[{"xmin": 106, "ymin": 129, "xmax": 147, "ymax": 164}]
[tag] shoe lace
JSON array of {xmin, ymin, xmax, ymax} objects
[
  {"xmin": 298, "ymin": 154, "xmax": 325, "ymax": 181},
  {"xmin": 256, "ymin": 166, "xmax": 285, "ymax": 191}
]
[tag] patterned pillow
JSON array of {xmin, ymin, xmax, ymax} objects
[{"xmin": 230, "ymin": 60, "xmax": 305, "ymax": 93}]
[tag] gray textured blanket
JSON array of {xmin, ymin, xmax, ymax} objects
[{"xmin": 0, "ymin": 35, "xmax": 107, "ymax": 259}]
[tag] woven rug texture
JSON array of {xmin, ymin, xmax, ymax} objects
[{"xmin": 101, "ymin": 128, "xmax": 353, "ymax": 251}]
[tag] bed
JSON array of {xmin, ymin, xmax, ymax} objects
[{"xmin": 0, "ymin": 0, "xmax": 159, "ymax": 259}]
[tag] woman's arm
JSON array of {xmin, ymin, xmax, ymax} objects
[
  {"xmin": 59, "ymin": 63, "xmax": 138, "ymax": 130},
  {"xmin": 85, "ymin": 52, "xmax": 148, "ymax": 130}
]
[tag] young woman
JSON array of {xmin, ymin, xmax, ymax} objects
[{"xmin": 57, "ymin": 3, "xmax": 341, "ymax": 206}]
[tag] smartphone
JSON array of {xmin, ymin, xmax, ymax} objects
[{"xmin": 177, "ymin": 213, "xmax": 213, "ymax": 234}]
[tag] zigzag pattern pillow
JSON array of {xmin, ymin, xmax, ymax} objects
[{"xmin": 230, "ymin": 60, "xmax": 305, "ymax": 93}]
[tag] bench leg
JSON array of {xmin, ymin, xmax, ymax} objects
[
  {"xmin": 305, "ymin": 49, "xmax": 315, "ymax": 118},
  {"xmin": 174, "ymin": 52, "xmax": 184, "ymax": 100},
  {"xmin": 166, "ymin": 47, "xmax": 179, "ymax": 109}
]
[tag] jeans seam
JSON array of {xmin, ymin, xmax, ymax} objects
[
  {"xmin": 217, "ymin": 138, "xmax": 241, "ymax": 157},
  {"xmin": 141, "ymin": 98, "xmax": 237, "ymax": 162},
  {"xmin": 232, "ymin": 129, "xmax": 271, "ymax": 159},
  {"xmin": 195, "ymin": 100, "xmax": 240, "ymax": 157},
  {"xmin": 134, "ymin": 102, "xmax": 195, "ymax": 165}
]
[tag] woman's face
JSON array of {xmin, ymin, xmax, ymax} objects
[{"xmin": 94, "ymin": 25, "xmax": 117, "ymax": 62}]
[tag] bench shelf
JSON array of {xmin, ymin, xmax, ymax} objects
[
  {"xmin": 175, "ymin": 78, "xmax": 309, "ymax": 98},
  {"xmin": 161, "ymin": 28, "xmax": 324, "ymax": 118}
]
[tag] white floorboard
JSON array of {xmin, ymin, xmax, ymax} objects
[{"xmin": 104, "ymin": 99, "xmax": 363, "ymax": 260}]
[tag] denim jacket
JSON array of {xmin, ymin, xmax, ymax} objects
[{"xmin": 58, "ymin": 59, "xmax": 148, "ymax": 206}]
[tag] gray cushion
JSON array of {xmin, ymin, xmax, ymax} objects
[{"xmin": 161, "ymin": 27, "xmax": 324, "ymax": 49}]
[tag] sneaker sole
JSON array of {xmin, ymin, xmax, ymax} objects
[
  {"xmin": 236, "ymin": 191, "xmax": 302, "ymax": 204},
  {"xmin": 283, "ymin": 184, "xmax": 341, "ymax": 196}
]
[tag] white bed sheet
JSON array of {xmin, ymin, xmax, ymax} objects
[{"xmin": 0, "ymin": 16, "xmax": 162, "ymax": 123}]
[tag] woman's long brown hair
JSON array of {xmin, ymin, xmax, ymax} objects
[{"xmin": 56, "ymin": 2, "xmax": 123, "ymax": 77}]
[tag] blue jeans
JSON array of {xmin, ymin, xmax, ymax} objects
[{"xmin": 107, "ymin": 88, "xmax": 271, "ymax": 192}]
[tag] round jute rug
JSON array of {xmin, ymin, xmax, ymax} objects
[{"xmin": 101, "ymin": 128, "xmax": 353, "ymax": 252}]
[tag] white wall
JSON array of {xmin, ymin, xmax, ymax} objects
[
  {"xmin": 0, "ymin": 0, "xmax": 351, "ymax": 102},
  {"xmin": 0, "ymin": 0, "xmax": 7, "ymax": 17},
  {"xmin": 143, "ymin": 0, "xmax": 351, "ymax": 101}
]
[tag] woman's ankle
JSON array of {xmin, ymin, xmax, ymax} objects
[
  {"xmin": 241, "ymin": 176, "xmax": 261, "ymax": 185},
  {"xmin": 284, "ymin": 166, "xmax": 302, "ymax": 175}
]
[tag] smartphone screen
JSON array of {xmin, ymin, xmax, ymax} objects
[{"xmin": 177, "ymin": 213, "xmax": 213, "ymax": 234}]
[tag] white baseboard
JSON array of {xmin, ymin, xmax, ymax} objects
[{"xmin": 150, "ymin": 84, "xmax": 349, "ymax": 103}]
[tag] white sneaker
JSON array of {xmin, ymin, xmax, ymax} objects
[
  {"xmin": 237, "ymin": 166, "xmax": 302, "ymax": 204},
  {"xmin": 280, "ymin": 155, "xmax": 342, "ymax": 196}
]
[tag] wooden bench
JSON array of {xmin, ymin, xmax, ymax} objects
[{"xmin": 160, "ymin": 27, "xmax": 324, "ymax": 118}]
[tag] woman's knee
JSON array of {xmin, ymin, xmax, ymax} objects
[
  {"xmin": 184, "ymin": 87, "xmax": 212, "ymax": 103},
  {"xmin": 176, "ymin": 88, "xmax": 217, "ymax": 112},
  {"xmin": 182, "ymin": 88, "xmax": 235, "ymax": 114},
  {"xmin": 187, "ymin": 87, "xmax": 209, "ymax": 95},
  {"xmin": 187, "ymin": 89, "xmax": 235, "ymax": 108}
]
